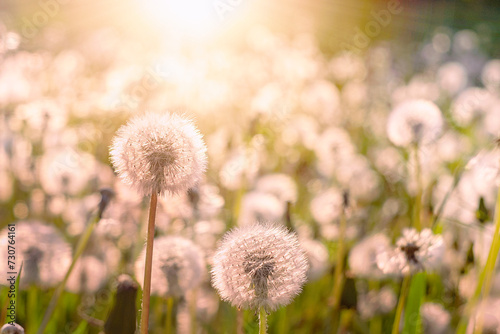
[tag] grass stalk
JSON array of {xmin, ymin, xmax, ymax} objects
[
  {"xmin": 330, "ymin": 206, "xmax": 347, "ymax": 332},
  {"xmin": 36, "ymin": 213, "xmax": 100, "ymax": 334},
  {"xmin": 412, "ymin": 144, "xmax": 422, "ymax": 231},
  {"xmin": 392, "ymin": 275, "xmax": 411, "ymax": 334},
  {"xmin": 457, "ymin": 185, "xmax": 500, "ymax": 334}
]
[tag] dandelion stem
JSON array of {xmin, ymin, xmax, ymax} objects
[
  {"xmin": 140, "ymin": 191, "xmax": 158, "ymax": 334},
  {"xmin": 392, "ymin": 275, "xmax": 411, "ymax": 334},
  {"xmin": 412, "ymin": 144, "xmax": 422, "ymax": 231},
  {"xmin": 369, "ymin": 281, "xmax": 382, "ymax": 334},
  {"xmin": 166, "ymin": 296, "xmax": 174, "ymax": 334},
  {"xmin": 330, "ymin": 205, "xmax": 347, "ymax": 331},
  {"xmin": 259, "ymin": 307, "xmax": 267, "ymax": 334},
  {"xmin": 236, "ymin": 309, "xmax": 244, "ymax": 334},
  {"xmin": 28, "ymin": 285, "xmax": 39, "ymax": 333},
  {"xmin": 37, "ymin": 213, "xmax": 100, "ymax": 334},
  {"xmin": 457, "ymin": 185, "xmax": 500, "ymax": 334}
]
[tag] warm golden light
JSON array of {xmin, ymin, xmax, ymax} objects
[{"xmin": 139, "ymin": 0, "xmax": 228, "ymax": 39}]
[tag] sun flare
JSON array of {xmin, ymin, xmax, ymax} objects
[{"xmin": 139, "ymin": 0, "xmax": 227, "ymax": 38}]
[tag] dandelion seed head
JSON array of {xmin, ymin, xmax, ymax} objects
[
  {"xmin": 38, "ymin": 147, "xmax": 97, "ymax": 196},
  {"xmin": 211, "ymin": 223, "xmax": 308, "ymax": 312},
  {"xmin": 255, "ymin": 173, "xmax": 298, "ymax": 204},
  {"xmin": 238, "ymin": 191, "xmax": 285, "ymax": 227},
  {"xmin": 386, "ymin": 99, "xmax": 444, "ymax": 147},
  {"xmin": 376, "ymin": 228, "xmax": 444, "ymax": 276},
  {"xmin": 135, "ymin": 236, "xmax": 205, "ymax": 297},
  {"xmin": 0, "ymin": 221, "xmax": 72, "ymax": 288},
  {"xmin": 110, "ymin": 112, "xmax": 207, "ymax": 196},
  {"xmin": 310, "ymin": 188, "xmax": 344, "ymax": 225},
  {"xmin": 1, "ymin": 323, "xmax": 24, "ymax": 334}
]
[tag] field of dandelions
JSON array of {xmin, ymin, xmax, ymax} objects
[{"xmin": 1, "ymin": 4, "xmax": 500, "ymax": 334}]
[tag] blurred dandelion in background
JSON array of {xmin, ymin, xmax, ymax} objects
[
  {"xmin": 135, "ymin": 236, "xmax": 205, "ymax": 297},
  {"xmin": 386, "ymin": 99, "xmax": 444, "ymax": 148},
  {"xmin": 377, "ymin": 228, "xmax": 445, "ymax": 276},
  {"xmin": 0, "ymin": 221, "xmax": 71, "ymax": 288}
]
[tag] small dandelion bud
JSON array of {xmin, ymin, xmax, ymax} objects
[
  {"xmin": 104, "ymin": 274, "xmax": 138, "ymax": 334},
  {"xmin": 211, "ymin": 223, "xmax": 309, "ymax": 312},
  {"xmin": 386, "ymin": 99, "xmax": 444, "ymax": 147},
  {"xmin": 1, "ymin": 324, "xmax": 24, "ymax": 334},
  {"xmin": 110, "ymin": 112, "xmax": 207, "ymax": 196},
  {"xmin": 134, "ymin": 237, "xmax": 205, "ymax": 297}
]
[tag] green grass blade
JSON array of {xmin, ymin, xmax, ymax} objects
[{"xmin": 403, "ymin": 272, "xmax": 426, "ymax": 334}]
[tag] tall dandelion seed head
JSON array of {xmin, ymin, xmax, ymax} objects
[
  {"xmin": 211, "ymin": 223, "xmax": 309, "ymax": 312},
  {"xmin": 110, "ymin": 112, "xmax": 207, "ymax": 196},
  {"xmin": 386, "ymin": 99, "xmax": 444, "ymax": 147}
]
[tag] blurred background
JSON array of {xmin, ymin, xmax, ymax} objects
[{"xmin": 1, "ymin": 0, "xmax": 500, "ymax": 333}]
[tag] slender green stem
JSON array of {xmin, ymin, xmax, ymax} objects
[
  {"xmin": 28, "ymin": 285, "xmax": 39, "ymax": 333},
  {"xmin": 458, "ymin": 186, "xmax": 500, "ymax": 334},
  {"xmin": 392, "ymin": 275, "xmax": 411, "ymax": 334},
  {"xmin": 330, "ymin": 208, "xmax": 347, "ymax": 332},
  {"xmin": 259, "ymin": 307, "xmax": 267, "ymax": 334},
  {"xmin": 166, "ymin": 297, "xmax": 174, "ymax": 334},
  {"xmin": 36, "ymin": 214, "xmax": 100, "ymax": 334},
  {"xmin": 431, "ymin": 164, "xmax": 463, "ymax": 229},
  {"xmin": 140, "ymin": 191, "xmax": 158, "ymax": 334},
  {"xmin": 412, "ymin": 144, "xmax": 422, "ymax": 231}
]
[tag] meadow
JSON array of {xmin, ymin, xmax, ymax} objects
[{"xmin": 0, "ymin": 1, "xmax": 500, "ymax": 333}]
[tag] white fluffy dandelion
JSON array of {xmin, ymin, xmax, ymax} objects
[
  {"xmin": 386, "ymin": 99, "xmax": 444, "ymax": 147},
  {"xmin": 0, "ymin": 221, "xmax": 72, "ymax": 289},
  {"xmin": 376, "ymin": 228, "xmax": 444, "ymax": 276},
  {"xmin": 135, "ymin": 236, "xmax": 205, "ymax": 297},
  {"xmin": 111, "ymin": 112, "xmax": 207, "ymax": 333},
  {"xmin": 211, "ymin": 223, "xmax": 308, "ymax": 312},
  {"xmin": 1, "ymin": 323, "xmax": 24, "ymax": 334},
  {"xmin": 110, "ymin": 112, "xmax": 207, "ymax": 196}
]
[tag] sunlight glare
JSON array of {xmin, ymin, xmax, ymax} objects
[{"xmin": 140, "ymin": 0, "xmax": 225, "ymax": 38}]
